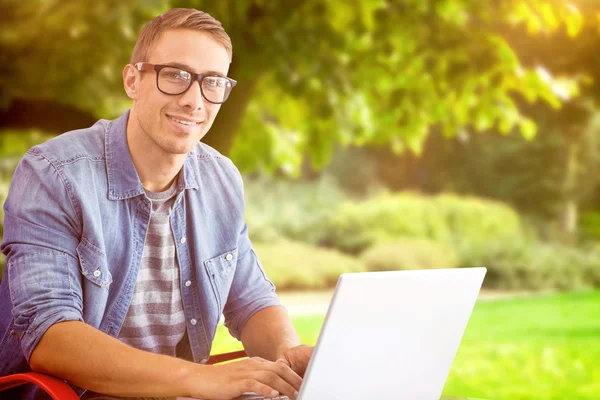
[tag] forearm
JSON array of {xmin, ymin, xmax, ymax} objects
[
  {"xmin": 29, "ymin": 320, "xmax": 198, "ymax": 397},
  {"xmin": 240, "ymin": 306, "xmax": 301, "ymax": 360}
]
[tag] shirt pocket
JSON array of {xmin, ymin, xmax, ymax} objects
[
  {"xmin": 76, "ymin": 238, "xmax": 113, "ymax": 289},
  {"xmin": 204, "ymin": 247, "xmax": 238, "ymax": 312}
]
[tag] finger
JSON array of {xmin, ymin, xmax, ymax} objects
[
  {"xmin": 249, "ymin": 356, "xmax": 267, "ymax": 363},
  {"xmin": 276, "ymin": 358, "xmax": 290, "ymax": 366},
  {"xmin": 257, "ymin": 371, "xmax": 299, "ymax": 400},
  {"xmin": 268, "ymin": 362, "xmax": 302, "ymax": 392},
  {"xmin": 245, "ymin": 379, "xmax": 281, "ymax": 399}
]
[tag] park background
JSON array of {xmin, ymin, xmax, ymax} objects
[{"xmin": 1, "ymin": 0, "xmax": 599, "ymax": 399}]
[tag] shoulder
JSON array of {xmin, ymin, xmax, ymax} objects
[
  {"xmin": 27, "ymin": 119, "xmax": 108, "ymax": 165},
  {"xmin": 188, "ymin": 141, "xmax": 243, "ymax": 186},
  {"xmin": 192, "ymin": 141, "xmax": 236, "ymax": 166}
]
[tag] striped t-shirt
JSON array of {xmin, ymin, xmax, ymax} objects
[
  {"xmin": 117, "ymin": 181, "xmax": 186, "ymax": 356},
  {"xmin": 83, "ymin": 184, "xmax": 183, "ymax": 400}
]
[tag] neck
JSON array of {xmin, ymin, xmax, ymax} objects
[{"xmin": 126, "ymin": 113, "xmax": 186, "ymax": 192}]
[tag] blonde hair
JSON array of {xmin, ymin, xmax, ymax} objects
[{"xmin": 130, "ymin": 8, "xmax": 233, "ymax": 64}]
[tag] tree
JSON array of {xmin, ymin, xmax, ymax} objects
[{"xmin": 0, "ymin": 0, "xmax": 594, "ymax": 176}]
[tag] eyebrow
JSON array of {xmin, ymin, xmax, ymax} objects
[{"xmin": 164, "ymin": 62, "xmax": 226, "ymax": 77}]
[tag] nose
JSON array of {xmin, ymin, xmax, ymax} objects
[{"xmin": 178, "ymin": 80, "xmax": 205, "ymax": 111}]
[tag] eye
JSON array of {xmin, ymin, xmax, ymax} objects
[
  {"xmin": 161, "ymin": 68, "xmax": 190, "ymax": 81},
  {"xmin": 205, "ymin": 77, "xmax": 220, "ymax": 87}
]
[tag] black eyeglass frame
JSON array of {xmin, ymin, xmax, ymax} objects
[{"xmin": 134, "ymin": 62, "xmax": 237, "ymax": 104}]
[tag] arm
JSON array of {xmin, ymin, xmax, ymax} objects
[
  {"xmin": 30, "ymin": 321, "xmax": 196, "ymax": 397},
  {"xmin": 241, "ymin": 305, "xmax": 301, "ymax": 360},
  {"xmin": 30, "ymin": 320, "xmax": 301, "ymax": 399},
  {"xmin": 241, "ymin": 306, "xmax": 314, "ymax": 377}
]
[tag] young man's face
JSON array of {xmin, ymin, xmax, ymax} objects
[{"xmin": 131, "ymin": 28, "xmax": 230, "ymax": 155}]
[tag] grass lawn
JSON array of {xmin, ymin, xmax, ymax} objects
[{"xmin": 213, "ymin": 290, "xmax": 600, "ymax": 400}]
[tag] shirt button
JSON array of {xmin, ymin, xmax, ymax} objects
[
  {"xmin": 185, "ymin": 280, "xmax": 192, "ymax": 287},
  {"xmin": 225, "ymin": 253, "xmax": 233, "ymax": 261},
  {"xmin": 177, "ymin": 197, "xmax": 182, "ymax": 204},
  {"xmin": 190, "ymin": 319, "xmax": 197, "ymax": 326},
  {"xmin": 93, "ymin": 270, "xmax": 101, "ymax": 277},
  {"xmin": 180, "ymin": 237, "xmax": 187, "ymax": 244}
]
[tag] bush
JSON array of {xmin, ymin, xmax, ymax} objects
[
  {"xmin": 360, "ymin": 239, "xmax": 459, "ymax": 272},
  {"xmin": 453, "ymin": 238, "xmax": 532, "ymax": 284},
  {"xmin": 434, "ymin": 194, "xmax": 524, "ymax": 250},
  {"xmin": 244, "ymin": 175, "xmax": 345, "ymax": 244},
  {"xmin": 323, "ymin": 192, "xmax": 525, "ymax": 255},
  {"xmin": 518, "ymin": 244, "xmax": 594, "ymax": 291},
  {"xmin": 583, "ymin": 249, "xmax": 600, "ymax": 287},
  {"xmin": 254, "ymin": 240, "xmax": 366, "ymax": 290},
  {"xmin": 469, "ymin": 242, "xmax": 600, "ymax": 291}
]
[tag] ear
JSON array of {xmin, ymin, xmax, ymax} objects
[{"xmin": 123, "ymin": 64, "xmax": 140, "ymax": 100}]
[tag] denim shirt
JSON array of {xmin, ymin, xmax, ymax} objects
[{"xmin": 0, "ymin": 110, "xmax": 281, "ymax": 398}]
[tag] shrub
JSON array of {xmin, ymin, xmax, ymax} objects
[
  {"xmin": 434, "ymin": 194, "xmax": 523, "ymax": 251},
  {"xmin": 253, "ymin": 240, "xmax": 366, "ymax": 290},
  {"xmin": 323, "ymin": 192, "xmax": 525, "ymax": 255},
  {"xmin": 360, "ymin": 239, "xmax": 459, "ymax": 272},
  {"xmin": 520, "ymin": 244, "xmax": 593, "ymax": 291},
  {"xmin": 453, "ymin": 238, "xmax": 532, "ymax": 287},
  {"xmin": 244, "ymin": 175, "xmax": 345, "ymax": 244},
  {"xmin": 472, "ymin": 242, "xmax": 600, "ymax": 291},
  {"xmin": 582, "ymin": 248, "xmax": 600, "ymax": 287}
]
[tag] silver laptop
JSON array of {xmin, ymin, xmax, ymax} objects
[{"xmin": 237, "ymin": 267, "xmax": 486, "ymax": 400}]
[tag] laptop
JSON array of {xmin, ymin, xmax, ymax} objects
[{"xmin": 236, "ymin": 267, "xmax": 487, "ymax": 400}]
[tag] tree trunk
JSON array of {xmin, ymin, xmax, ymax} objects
[
  {"xmin": 200, "ymin": 61, "xmax": 260, "ymax": 156},
  {"xmin": 559, "ymin": 140, "xmax": 579, "ymax": 237},
  {"xmin": 0, "ymin": 98, "xmax": 97, "ymax": 134}
]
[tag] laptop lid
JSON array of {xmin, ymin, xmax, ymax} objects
[{"xmin": 297, "ymin": 267, "xmax": 487, "ymax": 400}]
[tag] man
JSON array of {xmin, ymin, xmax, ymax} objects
[{"xmin": 0, "ymin": 8, "xmax": 312, "ymax": 400}]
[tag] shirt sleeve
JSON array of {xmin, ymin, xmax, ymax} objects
[
  {"xmin": 220, "ymin": 160, "xmax": 283, "ymax": 340},
  {"xmin": 1, "ymin": 151, "xmax": 84, "ymax": 363}
]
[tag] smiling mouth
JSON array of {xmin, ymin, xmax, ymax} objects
[{"xmin": 167, "ymin": 115, "xmax": 203, "ymax": 126}]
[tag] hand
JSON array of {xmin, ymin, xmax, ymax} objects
[
  {"xmin": 187, "ymin": 357, "xmax": 302, "ymax": 400},
  {"xmin": 277, "ymin": 345, "xmax": 314, "ymax": 377}
]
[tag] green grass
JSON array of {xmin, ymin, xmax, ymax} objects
[{"xmin": 213, "ymin": 291, "xmax": 600, "ymax": 400}]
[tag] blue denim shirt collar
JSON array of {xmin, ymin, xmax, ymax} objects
[{"xmin": 105, "ymin": 110, "xmax": 199, "ymax": 201}]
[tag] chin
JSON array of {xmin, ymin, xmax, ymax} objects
[
  {"xmin": 167, "ymin": 143, "xmax": 197, "ymax": 155},
  {"xmin": 163, "ymin": 130, "xmax": 207, "ymax": 155}
]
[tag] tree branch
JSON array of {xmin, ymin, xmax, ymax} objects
[{"xmin": 0, "ymin": 99, "xmax": 98, "ymax": 134}]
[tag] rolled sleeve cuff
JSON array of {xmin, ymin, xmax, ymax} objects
[
  {"xmin": 224, "ymin": 292, "xmax": 284, "ymax": 340},
  {"xmin": 20, "ymin": 310, "xmax": 84, "ymax": 364}
]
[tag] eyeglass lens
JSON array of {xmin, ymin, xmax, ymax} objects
[{"xmin": 158, "ymin": 67, "xmax": 232, "ymax": 103}]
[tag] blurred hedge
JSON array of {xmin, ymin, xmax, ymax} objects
[
  {"xmin": 360, "ymin": 239, "xmax": 459, "ymax": 271},
  {"xmin": 244, "ymin": 178, "xmax": 526, "ymax": 257},
  {"xmin": 254, "ymin": 239, "xmax": 600, "ymax": 291},
  {"xmin": 321, "ymin": 192, "xmax": 525, "ymax": 255},
  {"xmin": 245, "ymin": 176, "xmax": 344, "ymax": 244},
  {"xmin": 253, "ymin": 240, "xmax": 365, "ymax": 290},
  {"xmin": 245, "ymin": 179, "xmax": 600, "ymax": 292}
]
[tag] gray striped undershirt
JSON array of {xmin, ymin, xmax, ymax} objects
[
  {"xmin": 118, "ymin": 180, "xmax": 186, "ymax": 356},
  {"xmin": 83, "ymin": 182, "xmax": 183, "ymax": 400}
]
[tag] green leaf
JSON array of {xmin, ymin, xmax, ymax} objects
[{"xmin": 519, "ymin": 118, "xmax": 537, "ymax": 140}]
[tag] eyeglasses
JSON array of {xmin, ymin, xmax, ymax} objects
[{"xmin": 134, "ymin": 62, "xmax": 237, "ymax": 104}]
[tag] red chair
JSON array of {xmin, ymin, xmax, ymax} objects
[{"xmin": 0, "ymin": 350, "xmax": 248, "ymax": 399}]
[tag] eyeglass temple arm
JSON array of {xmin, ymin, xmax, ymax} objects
[{"xmin": 134, "ymin": 62, "xmax": 154, "ymax": 71}]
